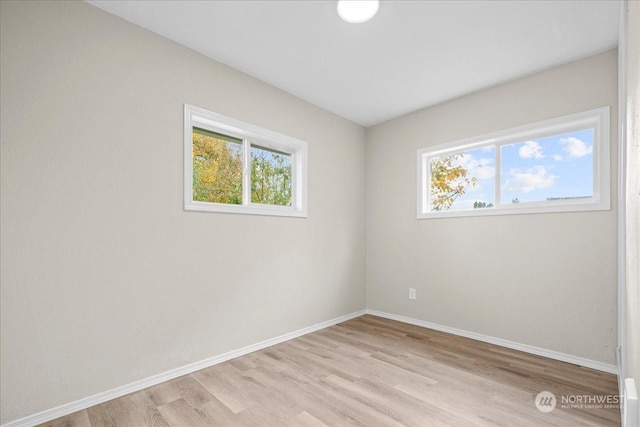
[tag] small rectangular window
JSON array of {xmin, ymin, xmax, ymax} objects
[
  {"xmin": 185, "ymin": 105, "xmax": 308, "ymax": 217},
  {"xmin": 417, "ymin": 107, "xmax": 610, "ymax": 218}
]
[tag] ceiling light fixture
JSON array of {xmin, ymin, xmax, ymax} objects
[{"xmin": 337, "ymin": 0, "xmax": 379, "ymax": 24}]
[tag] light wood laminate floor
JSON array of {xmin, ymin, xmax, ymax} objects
[{"xmin": 42, "ymin": 315, "xmax": 620, "ymax": 426}]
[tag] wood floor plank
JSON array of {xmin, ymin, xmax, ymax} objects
[
  {"xmin": 146, "ymin": 375, "xmax": 215, "ymax": 408},
  {"xmin": 41, "ymin": 315, "xmax": 620, "ymax": 426},
  {"xmin": 295, "ymin": 411, "xmax": 329, "ymax": 427},
  {"xmin": 192, "ymin": 397, "xmax": 238, "ymax": 426},
  {"xmin": 85, "ymin": 390, "xmax": 169, "ymax": 427},
  {"xmin": 191, "ymin": 369, "xmax": 251, "ymax": 415},
  {"xmin": 39, "ymin": 409, "xmax": 92, "ymax": 427},
  {"xmin": 156, "ymin": 398, "xmax": 212, "ymax": 427}
]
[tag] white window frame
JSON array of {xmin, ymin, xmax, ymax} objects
[
  {"xmin": 417, "ymin": 106, "xmax": 610, "ymax": 219},
  {"xmin": 184, "ymin": 104, "xmax": 308, "ymax": 217}
]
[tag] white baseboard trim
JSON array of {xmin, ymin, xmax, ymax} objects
[
  {"xmin": 1, "ymin": 309, "xmax": 366, "ymax": 427},
  {"xmin": 365, "ymin": 309, "xmax": 618, "ymax": 374}
]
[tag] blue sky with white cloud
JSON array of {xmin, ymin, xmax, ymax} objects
[{"xmin": 433, "ymin": 129, "xmax": 594, "ymax": 210}]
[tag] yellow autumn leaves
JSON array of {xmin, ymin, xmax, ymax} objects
[
  {"xmin": 193, "ymin": 131, "xmax": 244, "ymax": 204},
  {"xmin": 192, "ymin": 129, "xmax": 292, "ymax": 207},
  {"xmin": 430, "ymin": 153, "xmax": 477, "ymax": 211}
]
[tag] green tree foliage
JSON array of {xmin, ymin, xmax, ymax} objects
[
  {"xmin": 192, "ymin": 129, "xmax": 292, "ymax": 206},
  {"xmin": 192, "ymin": 130, "xmax": 243, "ymax": 204},
  {"xmin": 430, "ymin": 153, "xmax": 477, "ymax": 211},
  {"xmin": 251, "ymin": 147, "xmax": 291, "ymax": 206}
]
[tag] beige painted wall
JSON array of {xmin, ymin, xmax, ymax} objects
[
  {"xmin": 0, "ymin": 1, "xmax": 366, "ymax": 423},
  {"xmin": 366, "ymin": 50, "xmax": 618, "ymax": 365}
]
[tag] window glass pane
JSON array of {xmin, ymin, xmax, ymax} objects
[
  {"xmin": 429, "ymin": 146, "xmax": 495, "ymax": 211},
  {"xmin": 251, "ymin": 145, "xmax": 292, "ymax": 206},
  {"xmin": 192, "ymin": 127, "xmax": 243, "ymax": 204},
  {"xmin": 500, "ymin": 129, "xmax": 594, "ymax": 204}
]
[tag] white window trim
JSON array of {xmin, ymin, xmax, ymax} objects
[
  {"xmin": 417, "ymin": 106, "xmax": 610, "ymax": 219},
  {"xmin": 184, "ymin": 104, "xmax": 308, "ymax": 217}
]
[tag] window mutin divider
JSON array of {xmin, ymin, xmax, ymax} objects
[
  {"xmin": 494, "ymin": 143, "xmax": 502, "ymax": 209},
  {"xmin": 242, "ymin": 137, "xmax": 251, "ymax": 207}
]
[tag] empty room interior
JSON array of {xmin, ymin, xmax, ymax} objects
[{"xmin": 1, "ymin": 1, "xmax": 639, "ymax": 426}]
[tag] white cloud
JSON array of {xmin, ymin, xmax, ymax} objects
[
  {"xmin": 454, "ymin": 154, "xmax": 495, "ymax": 181},
  {"xmin": 474, "ymin": 165, "xmax": 495, "ymax": 181},
  {"xmin": 453, "ymin": 153, "xmax": 473, "ymax": 168},
  {"xmin": 518, "ymin": 140, "xmax": 544, "ymax": 159},
  {"xmin": 561, "ymin": 137, "xmax": 592, "ymax": 158},
  {"xmin": 553, "ymin": 154, "xmax": 563, "ymax": 161},
  {"xmin": 502, "ymin": 165, "xmax": 556, "ymax": 193}
]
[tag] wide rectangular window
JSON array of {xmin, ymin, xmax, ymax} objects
[
  {"xmin": 417, "ymin": 106, "xmax": 610, "ymax": 218},
  {"xmin": 185, "ymin": 105, "xmax": 307, "ymax": 217}
]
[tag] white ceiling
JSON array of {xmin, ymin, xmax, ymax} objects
[{"xmin": 87, "ymin": 0, "xmax": 620, "ymax": 127}]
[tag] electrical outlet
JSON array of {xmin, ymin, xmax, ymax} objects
[{"xmin": 409, "ymin": 288, "xmax": 416, "ymax": 300}]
